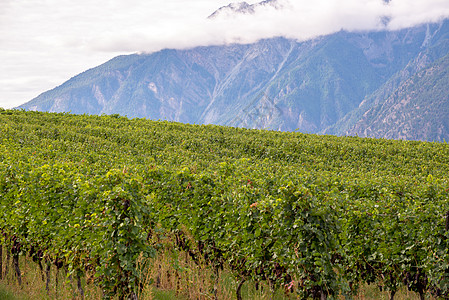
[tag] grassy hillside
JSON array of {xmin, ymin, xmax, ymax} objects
[{"xmin": 1, "ymin": 109, "xmax": 449, "ymax": 299}]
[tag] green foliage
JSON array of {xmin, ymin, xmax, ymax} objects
[
  {"xmin": 0, "ymin": 286, "xmax": 21, "ymax": 300},
  {"xmin": 1, "ymin": 109, "xmax": 449, "ymax": 298}
]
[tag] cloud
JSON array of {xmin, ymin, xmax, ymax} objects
[
  {"xmin": 1, "ymin": 0, "xmax": 449, "ymax": 108},
  {"xmin": 386, "ymin": 0, "xmax": 449, "ymax": 29},
  {"xmin": 49, "ymin": 0, "xmax": 449, "ymax": 53},
  {"xmin": 189, "ymin": 0, "xmax": 449, "ymax": 45}
]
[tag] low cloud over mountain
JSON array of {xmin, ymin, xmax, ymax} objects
[
  {"xmin": 2, "ymin": 0, "xmax": 449, "ymax": 109},
  {"xmin": 19, "ymin": 20, "xmax": 449, "ymax": 142}
]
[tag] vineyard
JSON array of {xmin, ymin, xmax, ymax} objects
[{"xmin": 1, "ymin": 108, "xmax": 449, "ymax": 299}]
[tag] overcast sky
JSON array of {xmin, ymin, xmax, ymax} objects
[{"xmin": 1, "ymin": 0, "xmax": 449, "ymax": 109}]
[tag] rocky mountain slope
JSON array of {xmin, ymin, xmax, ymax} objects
[
  {"xmin": 19, "ymin": 20, "xmax": 449, "ymax": 141},
  {"xmin": 343, "ymin": 54, "xmax": 449, "ymax": 141},
  {"xmin": 324, "ymin": 20, "xmax": 449, "ymax": 140},
  {"xmin": 208, "ymin": 0, "xmax": 283, "ymax": 18}
]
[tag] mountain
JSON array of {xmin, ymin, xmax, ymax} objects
[
  {"xmin": 19, "ymin": 20, "xmax": 449, "ymax": 141},
  {"xmin": 324, "ymin": 21, "xmax": 449, "ymax": 140},
  {"xmin": 208, "ymin": 0, "xmax": 283, "ymax": 18},
  {"xmin": 342, "ymin": 54, "xmax": 449, "ymax": 141}
]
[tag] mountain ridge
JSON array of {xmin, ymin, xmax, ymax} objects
[
  {"xmin": 18, "ymin": 20, "xmax": 449, "ymax": 142},
  {"xmin": 208, "ymin": 0, "xmax": 284, "ymax": 19}
]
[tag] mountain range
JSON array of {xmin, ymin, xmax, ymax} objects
[
  {"xmin": 18, "ymin": 16, "xmax": 449, "ymax": 142},
  {"xmin": 208, "ymin": 0, "xmax": 284, "ymax": 18}
]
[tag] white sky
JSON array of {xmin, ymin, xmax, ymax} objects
[{"xmin": 1, "ymin": 0, "xmax": 449, "ymax": 109}]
